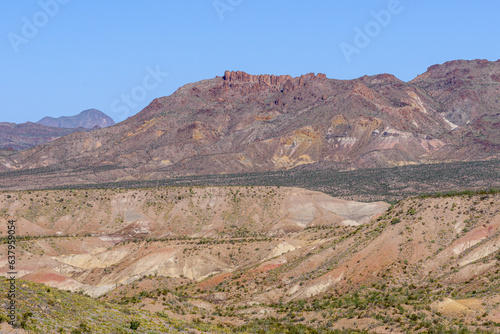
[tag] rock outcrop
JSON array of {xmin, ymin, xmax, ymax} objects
[{"xmin": 222, "ymin": 70, "xmax": 326, "ymax": 87}]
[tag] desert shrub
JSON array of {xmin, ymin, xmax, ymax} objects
[
  {"xmin": 130, "ymin": 320, "xmax": 140, "ymax": 330},
  {"xmin": 391, "ymin": 218, "xmax": 401, "ymax": 225},
  {"xmin": 73, "ymin": 321, "xmax": 91, "ymax": 333}
]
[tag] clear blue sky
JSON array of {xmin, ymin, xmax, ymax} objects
[{"xmin": 1, "ymin": 0, "xmax": 499, "ymax": 124}]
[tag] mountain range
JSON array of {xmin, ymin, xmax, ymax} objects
[
  {"xmin": 0, "ymin": 109, "xmax": 114, "ymax": 152},
  {"xmin": 0, "ymin": 122, "xmax": 90, "ymax": 151},
  {"xmin": 0, "ymin": 59, "xmax": 499, "ymax": 188},
  {"xmin": 36, "ymin": 109, "xmax": 115, "ymax": 129}
]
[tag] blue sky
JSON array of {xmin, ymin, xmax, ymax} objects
[{"xmin": 1, "ymin": 0, "xmax": 499, "ymax": 124}]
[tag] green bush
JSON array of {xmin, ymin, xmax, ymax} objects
[
  {"xmin": 130, "ymin": 320, "xmax": 140, "ymax": 330},
  {"xmin": 391, "ymin": 218, "xmax": 401, "ymax": 225}
]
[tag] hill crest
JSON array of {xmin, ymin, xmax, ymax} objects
[{"xmin": 37, "ymin": 108, "xmax": 115, "ymax": 129}]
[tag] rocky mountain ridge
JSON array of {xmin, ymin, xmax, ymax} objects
[{"xmin": 0, "ymin": 59, "xmax": 498, "ymax": 188}]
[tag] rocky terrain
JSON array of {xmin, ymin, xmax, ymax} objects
[
  {"xmin": 0, "ymin": 187, "xmax": 499, "ymax": 332},
  {"xmin": 37, "ymin": 109, "xmax": 115, "ymax": 129},
  {"xmin": 0, "ymin": 59, "xmax": 499, "ymax": 189}
]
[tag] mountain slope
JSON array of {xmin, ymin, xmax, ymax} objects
[
  {"xmin": 410, "ymin": 59, "xmax": 500, "ymax": 158},
  {"xmin": 37, "ymin": 109, "xmax": 115, "ymax": 129},
  {"xmin": 1, "ymin": 59, "xmax": 499, "ymax": 188}
]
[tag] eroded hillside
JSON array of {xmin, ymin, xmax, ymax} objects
[
  {"xmin": 0, "ymin": 188, "xmax": 499, "ymax": 333},
  {"xmin": 0, "ymin": 187, "xmax": 387, "ymax": 298}
]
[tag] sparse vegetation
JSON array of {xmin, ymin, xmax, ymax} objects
[
  {"xmin": 2, "ymin": 159, "xmax": 498, "ymax": 202},
  {"xmin": 0, "ymin": 188, "xmax": 498, "ymax": 332}
]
